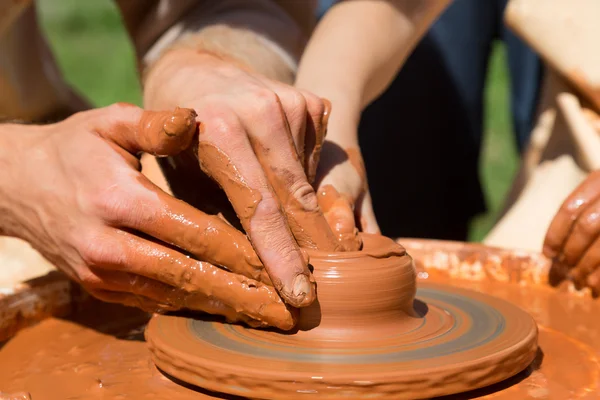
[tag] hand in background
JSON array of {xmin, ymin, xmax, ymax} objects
[
  {"xmin": 544, "ymin": 170, "xmax": 600, "ymax": 295},
  {"xmin": 0, "ymin": 103, "xmax": 296, "ymax": 329},
  {"xmin": 314, "ymin": 136, "xmax": 381, "ymax": 251}
]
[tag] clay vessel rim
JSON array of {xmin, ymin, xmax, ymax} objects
[{"xmin": 306, "ymin": 233, "xmax": 406, "ymax": 260}]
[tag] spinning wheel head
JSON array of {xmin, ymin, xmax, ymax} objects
[{"xmin": 146, "ymin": 235, "xmax": 538, "ymax": 399}]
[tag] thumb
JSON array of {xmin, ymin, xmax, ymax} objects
[
  {"xmin": 92, "ymin": 103, "xmax": 198, "ymax": 157},
  {"xmin": 317, "ymin": 184, "xmax": 362, "ymax": 251}
]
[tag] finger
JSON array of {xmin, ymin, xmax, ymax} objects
[
  {"xmin": 108, "ymin": 173, "xmax": 271, "ymax": 285},
  {"xmin": 93, "ymin": 229, "xmax": 296, "ymax": 330},
  {"xmin": 266, "ymin": 83, "xmax": 329, "ymax": 183},
  {"xmin": 90, "ymin": 270, "xmax": 264, "ymax": 324},
  {"xmin": 544, "ymin": 171, "xmax": 600, "ymax": 259},
  {"xmin": 78, "ymin": 268, "xmax": 179, "ymax": 312},
  {"xmin": 585, "ymin": 268, "xmax": 600, "ymax": 297},
  {"xmin": 92, "ymin": 103, "xmax": 198, "ymax": 157},
  {"xmin": 238, "ymin": 91, "xmax": 340, "ymax": 251},
  {"xmin": 196, "ymin": 137, "xmax": 315, "ymax": 307},
  {"xmin": 559, "ymin": 197, "xmax": 600, "ymax": 267},
  {"xmin": 196, "ymin": 108, "xmax": 333, "ymax": 307},
  {"xmin": 317, "ymin": 184, "xmax": 361, "ymax": 251},
  {"xmin": 356, "ymin": 190, "xmax": 381, "ymax": 234},
  {"xmin": 89, "ymin": 288, "xmax": 263, "ymax": 327},
  {"xmin": 90, "ymin": 289, "xmax": 174, "ymax": 314},
  {"xmin": 570, "ymin": 234, "xmax": 600, "ymax": 288},
  {"xmin": 305, "ymin": 97, "xmax": 330, "ymax": 183},
  {"xmin": 263, "ymin": 82, "xmax": 308, "ymax": 166}
]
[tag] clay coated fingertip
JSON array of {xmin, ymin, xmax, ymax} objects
[{"xmin": 282, "ymin": 274, "xmax": 316, "ymax": 308}]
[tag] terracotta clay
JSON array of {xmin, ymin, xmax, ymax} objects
[
  {"xmin": 317, "ymin": 184, "xmax": 362, "ymax": 251},
  {"xmin": 145, "ymin": 234, "xmax": 538, "ymax": 399},
  {"xmin": 1, "ymin": 239, "xmax": 599, "ymax": 399}
]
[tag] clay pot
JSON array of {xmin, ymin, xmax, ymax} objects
[{"xmin": 295, "ymin": 233, "xmax": 421, "ymax": 338}]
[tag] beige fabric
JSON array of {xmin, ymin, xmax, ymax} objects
[
  {"xmin": 485, "ymin": 0, "xmax": 600, "ymax": 251},
  {"xmin": 116, "ymin": 0, "xmax": 315, "ymax": 68},
  {"xmin": 0, "ymin": 0, "xmax": 314, "ymax": 121},
  {"xmin": 505, "ymin": 0, "xmax": 600, "ymax": 110},
  {"xmin": 484, "ymin": 87, "xmax": 599, "ymax": 251}
]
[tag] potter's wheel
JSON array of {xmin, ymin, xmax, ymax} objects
[
  {"xmin": 3, "ymin": 238, "xmax": 600, "ymax": 399},
  {"xmin": 146, "ymin": 282, "xmax": 537, "ymax": 399}
]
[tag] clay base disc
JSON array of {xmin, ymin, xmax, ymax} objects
[{"xmin": 146, "ymin": 283, "xmax": 538, "ymax": 399}]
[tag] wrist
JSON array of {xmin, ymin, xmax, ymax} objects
[
  {"xmin": 319, "ymin": 95, "xmax": 362, "ymax": 147},
  {"xmin": 0, "ymin": 124, "xmax": 31, "ymax": 237},
  {"xmin": 143, "ymin": 48, "xmax": 209, "ymax": 110}
]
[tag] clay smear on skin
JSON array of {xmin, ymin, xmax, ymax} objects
[
  {"xmin": 249, "ymin": 137, "xmax": 341, "ymax": 252},
  {"xmin": 197, "ymin": 142, "xmax": 318, "ymax": 308},
  {"xmin": 110, "ymin": 105, "xmax": 198, "ymax": 158},
  {"xmin": 317, "ymin": 184, "xmax": 362, "ymax": 251},
  {"xmin": 111, "ymin": 109, "xmax": 290, "ymax": 327}
]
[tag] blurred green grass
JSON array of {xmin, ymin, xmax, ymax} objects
[{"xmin": 37, "ymin": 0, "xmax": 518, "ymax": 242}]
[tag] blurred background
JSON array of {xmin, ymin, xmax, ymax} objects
[{"xmin": 36, "ymin": 0, "xmax": 519, "ymax": 242}]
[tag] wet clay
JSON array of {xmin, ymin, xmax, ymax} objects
[
  {"xmin": 145, "ymin": 234, "xmax": 538, "ymax": 399},
  {"xmin": 109, "ymin": 105, "xmax": 198, "ymax": 157},
  {"xmin": 317, "ymin": 184, "xmax": 362, "ymax": 251},
  {"xmin": 0, "ymin": 238, "xmax": 596, "ymax": 399}
]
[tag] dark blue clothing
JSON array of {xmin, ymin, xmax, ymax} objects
[{"xmin": 318, "ymin": 0, "xmax": 543, "ymax": 240}]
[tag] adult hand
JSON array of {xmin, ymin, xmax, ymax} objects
[
  {"xmin": 544, "ymin": 170, "xmax": 600, "ymax": 295},
  {"xmin": 0, "ymin": 104, "xmax": 296, "ymax": 329},
  {"xmin": 144, "ymin": 49, "xmax": 343, "ymax": 307}
]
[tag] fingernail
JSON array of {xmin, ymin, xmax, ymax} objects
[
  {"xmin": 321, "ymin": 98, "xmax": 332, "ymax": 129},
  {"xmin": 291, "ymin": 274, "xmax": 313, "ymax": 306}
]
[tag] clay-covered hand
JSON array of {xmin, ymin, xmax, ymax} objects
[
  {"xmin": 544, "ymin": 170, "xmax": 600, "ymax": 295},
  {"xmin": 0, "ymin": 104, "xmax": 296, "ymax": 329},
  {"xmin": 144, "ymin": 49, "xmax": 343, "ymax": 307},
  {"xmin": 314, "ymin": 141, "xmax": 380, "ymax": 251}
]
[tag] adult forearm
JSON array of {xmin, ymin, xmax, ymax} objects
[
  {"xmin": 0, "ymin": 123, "xmax": 33, "ymax": 238},
  {"xmin": 295, "ymin": 0, "xmax": 450, "ymax": 143}
]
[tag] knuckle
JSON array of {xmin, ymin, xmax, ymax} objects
[
  {"xmin": 77, "ymin": 235, "xmax": 121, "ymax": 267},
  {"xmin": 79, "ymin": 240, "xmax": 111, "ymax": 267},
  {"xmin": 206, "ymin": 112, "xmax": 245, "ymax": 140},
  {"xmin": 104, "ymin": 102, "xmax": 140, "ymax": 122},
  {"xmin": 284, "ymin": 92, "xmax": 308, "ymax": 133},
  {"xmin": 252, "ymin": 89, "xmax": 281, "ymax": 115},
  {"xmin": 303, "ymin": 92, "xmax": 325, "ymax": 119},
  {"xmin": 575, "ymin": 213, "xmax": 600, "ymax": 237},
  {"xmin": 252, "ymin": 195, "xmax": 285, "ymax": 230},
  {"xmin": 88, "ymin": 185, "xmax": 133, "ymax": 223},
  {"xmin": 289, "ymin": 179, "xmax": 319, "ymax": 212},
  {"xmin": 77, "ymin": 269, "xmax": 102, "ymax": 290}
]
